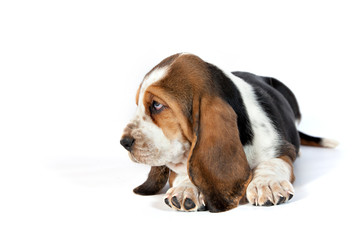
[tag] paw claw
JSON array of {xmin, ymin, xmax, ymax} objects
[
  {"xmin": 247, "ymin": 178, "xmax": 294, "ymax": 207},
  {"xmin": 184, "ymin": 198, "xmax": 196, "ymax": 210},
  {"xmin": 164, "ymin": 198, "xmax": 171, "ymax": 208},
  {"xmin": 165, "ymin": 185, "xmax": 205, "ymax": 212},
  {"xmin": 171, "ymin": 196, "xmax": 181, "ymax": 209},
  {"xmin": 277, "ymin": 195, "xmax": 286, "ymax": 204},
  {"xmin": 288, "ymin": 193, "xmax": 294, "ymax": 201},
  {"xmin": 197, "ymin": 204, "xmax": 207, "ymax": 211},
  {"xmin": 263, "ymin": 199, "xmax": 274, "ymax": 206}
]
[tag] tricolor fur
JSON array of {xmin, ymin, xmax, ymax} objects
[{"xmin": 120, "ymin": 53, "xmax": 338, "ymax": 212}]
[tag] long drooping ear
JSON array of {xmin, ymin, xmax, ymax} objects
[
  {"xmin": 188, "ymin": 95, "xmax": 252, "ymax": 212},
  {"xmin": 133, "ymin": 166, "xmax": 169, "ymax": 195}
]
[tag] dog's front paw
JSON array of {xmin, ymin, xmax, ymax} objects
[
  {"xmin": 164, "ymin": 184, "xmax": 206, "ymax": 212},
  {"xmin": 246, "ymin": 177, "xmax": 294, "ymax": 206}
]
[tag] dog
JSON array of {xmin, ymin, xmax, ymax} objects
[{"xmin": 120, "ymin": 53, "xmax": 338, "ymax": 212}]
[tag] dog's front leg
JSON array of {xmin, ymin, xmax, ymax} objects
[
  {"xmin": 246, "ymin": 156, "xmax": 295, "ymax": 206},
  {"xmin": 164, "ymin": 172, "xmax": 206, "ymax": 212}
]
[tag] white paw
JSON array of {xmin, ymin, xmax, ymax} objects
[
  {"xmin": 246, "ymin": 177, "xmax": 294, "ymax": 206},
  {"xmin": 164, "ymin": 184, "xmax": 206, "ymax": 211}
]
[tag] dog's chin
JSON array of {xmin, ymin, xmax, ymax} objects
[
  {"xmin": 128, "ymin": 152, "xmax": 165, "ymax": 166},
  {"xmin": 128, "ymin": 152, "xmax": 139, "ymax": 163}
]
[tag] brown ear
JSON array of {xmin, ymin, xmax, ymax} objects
[
  {"xmin": 188, "ymin": 96, "xmax": 252, "ymax": 212},
  {"xmin": 133, "ymin": 166, "xmax": 169, "ymax": 195}
]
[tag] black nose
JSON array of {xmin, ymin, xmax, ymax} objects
[{"xmin": 120, "ymin": 136, "xmax": 135, "ymax": 152}]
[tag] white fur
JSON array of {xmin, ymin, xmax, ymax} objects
[
  {"xmin": 225, "ymin": 71, "xmax": 280, "ymax": 169},
  {"xmin": 321, "ymin": 138, "xmax": 339, "ymax": 148},
  {"xmin": 252, "ymin": 158, "xmax": 292, "ymax": 180},
  {"xmin": 166, "ymin": 162, "xmax": 187, "ymax": 174},
  {"xmin": 130, "ymin": 66, "xmax": 190, "ymax": 166},
  {"xmin": 222, "ymin": 71, "xmax": 295, "ymax": 205},
  {"xmin": 164, "ymin": 172, "xmax": 205, "ymax": 211},
  {"xmin": 136, "ymin": 66, "xmax": 169, "ymax": 115},
  {"xmin": 127, "ymin": 58, "xmax": 297, "ymax": 208},
  {"xmin": 172, "ymin": 173, "xmax": 192, "ymax": 187},
  {"xmin": 137, "ymin": 117, "xmax": 187, "ymax": 166},
  {"xmin": 246, "ymin": 158, "xmax": 294, "ymax": 205}
]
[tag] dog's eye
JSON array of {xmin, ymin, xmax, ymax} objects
[
  {"xmin": 151, "ymin": 101, "xmax": 164, "ymax": 113},
  {"xmin": 153, "ymin": 101, "xmax": 163, "ymax": 110}
]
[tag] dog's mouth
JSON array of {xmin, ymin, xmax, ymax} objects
[
  {"xmin": 128, "ymin": 148, "xmax": 162, "ymax": 166},
  {"xmin": 128, "ymin": 152, "xmax": 139, "ymax": 163}
]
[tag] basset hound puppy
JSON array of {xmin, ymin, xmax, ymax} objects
[{"xmin": 120, "ymin": 53, "xmax": 338, "ymax": 212}]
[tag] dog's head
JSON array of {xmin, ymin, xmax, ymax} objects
[{"xmin": 121, "ymin": 53, "xmax": 251, "ymax": 212}]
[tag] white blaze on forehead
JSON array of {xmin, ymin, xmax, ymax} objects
[{"xmin": 137, "ymin": 66, "xmax": 169, "ymax": 112}]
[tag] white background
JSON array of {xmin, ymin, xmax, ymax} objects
[{"xmin": 1, "ymin": 0, "xmax": 359, "ymax": 239}]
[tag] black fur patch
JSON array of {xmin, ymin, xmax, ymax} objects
[
  {"xmin": 263, "ymin": 77, "xmax": 301, "ymax": 121},
  {"xmin": 231, "ymin": 72, "xmax": 300, "ymax": 155},
  {"xmin": 206, "ymin": 63, "xmax": 254, "ymax": 146},
  {"xmin": 299, "ymin": 131, "xmax": 322, "ymax": 144}
]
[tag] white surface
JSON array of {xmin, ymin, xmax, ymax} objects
[{"xmin": 1, "ymin": 1, "xmax": 359, "ymax": 239}]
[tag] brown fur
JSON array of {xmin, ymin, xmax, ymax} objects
[
  {"xmin": 144, "ymin": 54, "xmax": 181, "ymax": 80},
  {"xmin": 133, "ymin": 166, "xmax": 169, "ymax": 195},
  {"xmin": 300, "ymin": 138, "xmax": 322, "ymax": 147},
  {"xmin": 188, "ymin": 96, "xmax": 252, "ymax": 212},
  {"xmin": 169, "ymin": 171, "xmax": 177, "ymax": 188},
  {"xmin": 133, "ymin": 54, "xmax": 252, "ymax": 211},
  {"xmin": 142, "ymin": 89, "xmax": 188, "ymax": 141},
  {"xmin": 278, "ymin": 155, "xmax": 295, "ymax": 183},
  {"xmin": 277, "ymin": 141, "xmax": 297, "ymax": 183}
]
